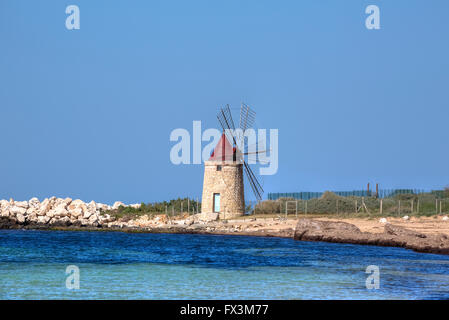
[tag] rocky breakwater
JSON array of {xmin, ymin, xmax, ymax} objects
[
  {"xmin": 294, "ymin": 218, "xmax": 449, "ymax": 255},
  {"xmin": 0, "ymin": 197, "xmax": 123, "ymax": 229}
]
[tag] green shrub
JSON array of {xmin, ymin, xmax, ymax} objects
[{"xmin": 103, "ymin": 198, "xmax": 201, "ymax": 220}]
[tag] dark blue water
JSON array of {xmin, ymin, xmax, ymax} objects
[{"xmin": 1, "ymin": 230, "xmax": 449, "ymax": 299}]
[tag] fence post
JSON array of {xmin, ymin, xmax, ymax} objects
[
  {"xmin": 296, "ymin": 201, "xmax": 298, "ymax": 218},
  {"xmin": 355, "ymin": 200, "xmax": 357, "ymax": 213},
  {"xmin": 380, "ymin": 199, "xmax": 383, "ymax": 214},
  {"xmin": 411, "ymin": 200, "xmax": 413, "ymax": 213},
  {"xmin": 399, "ymin": 200, "xmax": 401, "ymax": 216},
  {"xmin": 336, "ymin": 199, "xmax": 339, "ymax": 214},
  {"xmin": 305, "ymin": 201, "xmax": 308, "ymax": 215},
  {"xmin": 362, "ymin": 197, "xmax": 364, "ymax": 213},
  {"xmin": 436, "ymin": 199, "xmax": 438, "ymax": 214},
  {"xmin": 285, "ymin": 202, "xmax": 287, "ymax": 218},
  {"xmin": 417, "ymin": 199, "xmax": 420, "ymax": 213},
  {"xmin": 440, "ymin": 200, "xmax": 443, "ymax": 215},
  {"xmin": 362, "ymin": 197, "xmax": 370, "ymax": 215}
]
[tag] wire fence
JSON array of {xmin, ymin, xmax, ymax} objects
[
  {"xmin": 112, "ymin": 194, "xmax": 449, "ymax": 220},
  {"xmin": 245, "ymin": 198, "xmax": 449, "ymax": 217},
  {"xmin": 268, "ymin": 189, "xmax": 431, "ymax": 200}
]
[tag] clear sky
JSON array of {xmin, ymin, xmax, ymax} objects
[{"xmin": 1, "ymin": 1, "xmax": 448, "ymax": 204}]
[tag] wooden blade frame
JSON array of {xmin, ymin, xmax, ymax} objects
[{"xmin": 217, "ymin": 105, "xmax": 264, "ymax": 201}]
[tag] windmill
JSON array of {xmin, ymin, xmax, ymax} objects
[{"xmin": 201, "ymin": 104, "xmax": 265, "ymax": 218}]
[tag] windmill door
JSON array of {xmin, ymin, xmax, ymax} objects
[{"xmin": 213, "ymin": 193, "xmax": 220, "ymax": 212}]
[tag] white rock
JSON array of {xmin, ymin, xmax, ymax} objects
[
  {"xmin": 194, "ymin": 212, "xmax": 219, "ymax": 222},
  {"xmin": 379, "ymin": 218, "xmax": 388, "ymax": 224},
  {"xmin": 50, "ymin": 205, "xmax": 69, "ymax": 217},
  {"xmin": 63, "ymin": 198, "xmax": 72, "ymax": 206},
  {"xmin": 57, "ymin": 216, "xmax": 71, "ymax": 226},
  {"xmin": 1, "ymin": 210, "xmax": 10, "ymax": 217},
  {"xmin": 87, "ymin": 201, "xmax": 97, "ymax": 214},
  {"xmin": 68, "ymin": 199, "xmax": 88, "ymax": 216},
  {"xmin": 83, "ymin": 210, "xmax": 93, "ymax": 219},
  {"xmin": 129, "ymin": 203, "xmax": 141, "ymax": 209},
  {"xmin": 38, "ymin": 199, "xmax": 51, "ymax": 216},
  {"xmin": 37, "ymin": 215, "xmax": 50, "ymax": 224},
  {"xmin": 28, "ymin": 197, "xmax": 40, "ymax": 206},
  {"xmin": 28, "ymin": 198, "xmax": 40, "ymax": 211},
  {"xmin": 402, "ymin": 216, "xmax": 410, "ymax": 220},
  {"xmin": 70, "ymin": 208, "xmax": 83, "ymax": 218},
  {"xmin": 16, "ymin": 214, "xmax": 26, "ymax": 223},
  {"xmin": 443, "ymin": 216, "xmax": 449, "ymax": 221},
  {"xmin": 46, "ymin": 211, "xmax": 55, "ymax": 218},
  {"xmin": 69, "ymin": 199, "xmax": 84, "ymax": 207},
  {"xmin": 10, "ymin": 206, "xmax": 27, "ymax": 216},
  {"xmin": 14, "ymin": 201, "xmax": 29, "ymax": 209},
  {"xmin": 0, "ymin": 199, "xmax": 10, "ymax": 209},
  {"xmin": 53, "ymin": 198, "xmax": 65, "ymax": 207},
  {"xmin": 112, "ymin": 201, "xmax": 126, "ymax": 210},
  {"xmin": 26, "ymin": 207, "xmax": 38, "ymax": 215}
]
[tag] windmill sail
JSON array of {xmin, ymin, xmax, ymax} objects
[
  {"xmin": 239, "ymin": 103, "xmax": 256, "ymax": 132},
  {"xmin": 217, "ymin": 104, "xmax": 264, "ymax": 201},
  {"xmin": 217, "ymin": 104, "xmax": 237, "ymax": 147},
  {"xmin": 243, "ymin": 162, "xmax": 264, "ymax": 201}
]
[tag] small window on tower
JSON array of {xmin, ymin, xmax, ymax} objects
[{"xmin": 216, "ymin": 165, "xmax": 222, "ymax": 171}]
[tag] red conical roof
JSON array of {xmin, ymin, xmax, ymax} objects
[{"xmin": 209, "ymin": 133, "xmax": 237, "ymax": 161}]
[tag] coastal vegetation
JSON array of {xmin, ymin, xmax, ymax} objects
[
  {"xmin": 250, "ymin": 189, "xmax": 449, "ymax": 218},
  {"xmin": 104, "ymin": 198, "xmax": 201, "ymax": 221}
]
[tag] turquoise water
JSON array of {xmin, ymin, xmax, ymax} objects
[{"xmin": 1, "ymin": 230, "xmax": 449, "ymax": 299}]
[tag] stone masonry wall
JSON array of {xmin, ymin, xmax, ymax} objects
[{"xmin": 201, "ymin": 161, "xmax": 245, "ymax": 218}]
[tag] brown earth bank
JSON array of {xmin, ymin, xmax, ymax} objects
[{"xmin": 294, "ymin": 218, "xmax": 449, "ymax": 255}]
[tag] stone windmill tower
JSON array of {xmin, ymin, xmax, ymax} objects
[{"xmin": 201, "ymin": 104, "xmax": 264, "ymax": 218}]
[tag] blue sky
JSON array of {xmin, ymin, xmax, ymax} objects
[{"xmin": 1, "ymin": 1, "xmax": 448, "ymax": 204}]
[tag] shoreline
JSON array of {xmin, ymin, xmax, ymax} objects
[
  {"xmin": 0, "ymin": 216, "xmax": 294, "ymax": 238},
  {"xmin": 2, "ymin": 216, "xmax": 449, "ymax": 256}
]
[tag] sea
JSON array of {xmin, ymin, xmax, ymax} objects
[{"xmin": 1, "ymin": 230, "xmax": 449, "ymax": 299}]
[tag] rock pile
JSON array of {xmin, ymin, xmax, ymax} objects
[{"xmin": 0, "ymin": 197, "xmax": 118, "ymax": 227}]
